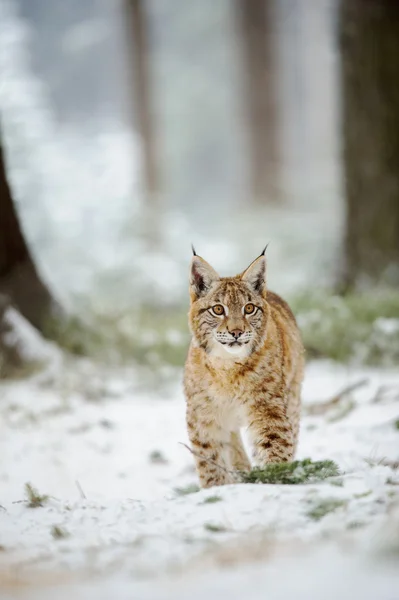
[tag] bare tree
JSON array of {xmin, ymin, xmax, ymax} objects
[
  {"xmin": 339, "ymin": 0, "xmax": 399, "ymax": 288},
  {"xmin": 124, "ymin": 0, "xmax": 161, "ymax": 204},
  {"xmin": 0, "ymin": 130, "xmax": 57, "ymax": 331},
  {"xmin": 236, "ymin": 0, "xmax": 280, "ymax": 204}
]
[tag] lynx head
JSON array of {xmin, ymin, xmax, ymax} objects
[{"xmin": 188, "ymin": 248, "xmax": 269, "ymax": 360}]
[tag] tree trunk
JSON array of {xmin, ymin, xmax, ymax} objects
[
  {"xmin": 125, "ymin": 0, "xmax": 160, "ymax": 204},
  {"xmin": 0, "ymin": 134, "xmax": 57, "ymax": 331},
  {"xmin": 339, "ymin": 0, "xmax": 399, "ymax": 288},
  {"xmin": 236, "ymin": 0, "xmax": 280, "ymax": 204}
]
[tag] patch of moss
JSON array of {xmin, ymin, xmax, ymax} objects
[
  {"xmin": 174, "ymin": 483, "xmax": 200, "ymax": 496},
  {"xmin": 307, "ymin": 498, "xmax": 347, "ymax": 521},
  {"xmin": 204, "ymin": 522, "xmax": 227, "ymax": 533},
  {"xmin": 240, "ymin": 458, "xmax": 340, "ymax": 485},
  {"xmin": 201, "ymin": 495, "xmax": 223, "ymax": 504}
]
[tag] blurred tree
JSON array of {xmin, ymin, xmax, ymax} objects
[
  {"xmin": 0, "ymin": 133, "xmax": 58, "ymax": 332},
  {"xmin": 15, "ymin": 0, "xmax": 125, "ymax": 125},
  {"xmin": 125, "ymin": 0, "xmax": 160, "ymax": 204},
  {"xmin": 340, "ymin": 0, "xmax": 399, "ymax": 288},
  {"xmin": 236, "ymin": 0, "xmax": 280, "ymax": 204}
]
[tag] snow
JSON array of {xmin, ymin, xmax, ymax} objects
[
  {"xmin": 2, "ymin": 307, "xmax": 59, "ymax": 366},
  {"xmin": 0, "ymin": 355, "xmax": 398, "ymax": 599}
]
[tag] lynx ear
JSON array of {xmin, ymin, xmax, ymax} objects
[
  {"xmin": 190, "ymin": 255, "xmax": 219, "ymax": 300},
  {"xmin": 241, "ymin": 252, "xmax": 267, "ymax": 294}
]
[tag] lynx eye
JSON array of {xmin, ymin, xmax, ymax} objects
[
  {"xmin": 244, "ymin": 303, "xmax": 256, "ymax": 315},
  {"xmin": 211, "ymin": 304, "xmax": 224, "ymax": 316}
]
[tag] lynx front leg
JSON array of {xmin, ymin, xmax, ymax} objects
[
  {"xmin": 186, "ymin": 413, "xmax": 234, "ymax": 488},
  {"xmin": 248, "ymin": 398, "xmax": 295, "ymax": 465},
  {"xmin": 229, "ymin": 431, "xmax": 251, "ymax": 472},
  {"xmin": 286, "ymin": 381, "xmax": 302, "ymax": 455}
]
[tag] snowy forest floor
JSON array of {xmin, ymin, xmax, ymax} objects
[{"xmin": 1, "ymin": 341, "xmax": 399, "ymax": 599}]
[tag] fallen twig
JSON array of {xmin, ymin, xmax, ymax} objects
[
  {"xmin": 327, "ymin": 398, "xmax": 356, "ymax": 423},
  {"xmin": 371, "ymin": 385, "xmax": 399, "ymax": 404},
  {"xmin": 380, "ymin": 459, "xmax": 399, "ymax": 470},
  {"xmin": 305, "ymin": 378, "xmax": 369, "ymax": 416}
]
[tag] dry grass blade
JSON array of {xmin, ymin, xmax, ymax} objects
[
  {"xmin": 75, "ymin": 480, "xmax": 86, "ymax": 500},
  {"xmin": 179, "ymin": 442, "xmax": 238, "ymax": 478}
]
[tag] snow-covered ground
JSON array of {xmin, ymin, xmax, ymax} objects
[{"xmin": 0, "ymin": 344, "xmax": 398, "ymax": 599}]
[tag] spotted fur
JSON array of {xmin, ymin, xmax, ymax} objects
[{"xmin": 183, "ymin": 251, "xmax": 305, "ymax": 488}]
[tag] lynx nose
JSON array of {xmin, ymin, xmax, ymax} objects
[{"xmin": 230, "ymin": 329, "xmax": 243, "ymax": 340}]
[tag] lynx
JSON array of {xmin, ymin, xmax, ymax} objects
[{"xmin": 183, "ymin": 248, "xmax": 305, "ymax": 488}]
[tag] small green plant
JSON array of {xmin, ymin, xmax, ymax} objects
[
  {"xmin": 24, "ymin": 483, "xmax": 49, "ymax": 508},
  {"xmin": 201, "ymin": 495, "xmax": 223, "ymax": 504},
  {"xmin": 394, "ymin": 419, "xmax": 399, "ymax": 430},
  {"xmin": 51, "ymin": 525, "xmax": 69, "ymax": 540},
  {"xmin": 174, "ymin": 483, "xmax": 200, "ymax": 496},
  {"xmin": 240, "ymin": 458, "xmax": 340, "ymax": 485},
  {"xmin": 307, "ymin": 498, "xmax": 347, "ymax": 521},
  {"xmin": 204, "ymin": 522, "xmax": 227, "ymax": 533}
]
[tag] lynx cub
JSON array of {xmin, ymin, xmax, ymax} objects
[{"xmin": 183, "ymin": 248, "xmax": 304, "ymax": 488}]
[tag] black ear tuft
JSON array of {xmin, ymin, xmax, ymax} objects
[
  {"xmin": 191, "ymin": 244, "xmax": 197, "ymax": 256},
  {"xmin": 260, "ymin": 243, "xmax": 269, "ymax": 256}
]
